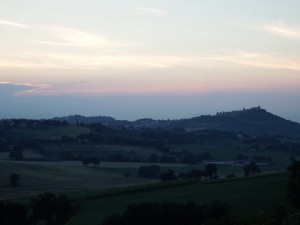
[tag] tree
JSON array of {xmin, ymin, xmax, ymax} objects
[
  {"xmin": 81, "ymin": 156, "xmax": 100, "ymax": 167},
  {"xmin": 31, "ymin": 192, "xmax": 76, "ymax": 225},
  {"xmin": 0, "ymin": 138, "xmax": 9, "ymax": 152},
  {"xmin": 148, "ymin": 153, "xmax": 159, "ymax": 163},
  {"xmin": 204, "ymin": 164, "xmax": 217, "ymax": 178},
  {"xmin": 82, "ymin": 158, "xmax": 89, "ymax": 166},
  {"xmin": 91, "ymin": 156, "xmax": 100, "ymax": 167},
  {"xmin": 160, "ymin": 169, "xmax": 177, "ymax": 182},
  {"xmin": 243, "ymin": 162, "xmax": 261, "ymax": 176},
  {"xmin": 0, "ymin": 201, "xmax": 29, "ymax": 225},
  {"xmin": 185, "ymin": 169, "xmax": 203, "ymax": 179},
  {"xmin": 9, "ymin": 151, "xmax": 24, "ymax": 160},
  {"xmin": 236, "ymin": 154, "xmax": 248, "ymax": 160},
  {"xmin": 137, "ymin": 165, "xmax": 160, "ymax": 178},
  {"xmin": 101, "ymin": 201, "xmax": 231, "ymax": 225},
  {"xmin": 287, "ymin": 160, "xmax": 300, "ymax": 209},
  {"xmin": 9, "ymin": 173, "xmax": 21, "ymax": 187},
  {"xmin": 60, "ymin": 152, "xmax": 74, "ymax": 160},
  {"xmin": 182, "ymin": 153, "xmax": 198, "ymax": 165}
]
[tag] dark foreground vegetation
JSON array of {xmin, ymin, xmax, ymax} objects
[{"xmin": 0, "ymin": 192, "xmax": 77, "ymax": 225}]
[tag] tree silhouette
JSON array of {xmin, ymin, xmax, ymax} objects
[
  {"xmin": 0, "ymin": 201, "xmax": 29, "ymax": 225},
  {"xmin": 9, "ymin": 173, "xmax": 21, "ymax": 187},
  {"xmin": 204, "ymin": 164, "xmax": 217, "ymax": 178},
  {"xmin": 160, "ymin": 169, "xmax": 177, "ymax": 182},
  {"xmin": 243, "ymin": 162, "xmax": 261, "ymax": 176},
  {"xmin": 31, "ymin": 192, "xmax": 76, "ymax": 225},
  {"xmin": 287, "ymin": 160, "xmax": 300, "ymax": 209}
]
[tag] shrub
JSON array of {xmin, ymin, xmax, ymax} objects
[{"xmin": 9, "ymin": 173, "xmax": 21, "ymax": 187}]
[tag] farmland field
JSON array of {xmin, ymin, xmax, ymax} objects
[
  {"xmin": 0, "ymin": 144, "xmax": 292, "ymax": 201},
  {"xmin": 0, "ymin": 161, "xmax": 160, "ymax": 200},
  {"xmin": 0, "ymin": 159, "xmax": 291, "ymax": 225},
  {"xmin": 66, "ymin": 172, "xmax": 289, "ymax": 225},
  {"xmin": 1, "ymin": 126, "xmax": 90, "ymax": 140}
]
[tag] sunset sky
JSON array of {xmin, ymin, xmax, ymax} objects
[{"xmin": 1, "ymin": 0, "xmax": 300, "ymax": 122}]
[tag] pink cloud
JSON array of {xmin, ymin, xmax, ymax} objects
[
  {"xmin": 0, "ymin": 82, "xmax": 51, "ymax": 96},
  {"xmin": 0, "ymin": 81, "xmax": 210, "ymax": 96},
  {"xmin": 1, "ymin": 77, "xmax": 299, "ymax": 97}
]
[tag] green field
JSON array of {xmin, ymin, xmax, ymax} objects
[
  {"xmin": 0, "ymin": 161, "xmax": 157, "ymax": 200},
  {"xmin": 0, "ymin": 160, "xmax": 291, "ymax": 225},
  {"xmin": 66, "ymin": 172, "xmax": 289, "ymax": 225},
  {"xmin": 1, "ymin": 125, "xmax": 90, "ymax": 140}
]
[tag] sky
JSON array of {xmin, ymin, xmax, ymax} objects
[{"xmin": 1, "ymin": 0, "xmax": 300, "ymax": 122}]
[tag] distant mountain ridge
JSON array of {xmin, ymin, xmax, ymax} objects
[
  {"xmin": 53, "ymin": 115, "xmax": 117, "ymax": 125},
  {"xmin": 53, "ymin": 107, "xmax": 300, "ymax": 136}
]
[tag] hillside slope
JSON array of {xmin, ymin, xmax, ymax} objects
[
  {"xmin": 173, "ymin": 107, "xmax": 300, "ymax": 136},
  {"xmin": 53, "ymin": 107, "xmax": 300, "ymax": 136}
]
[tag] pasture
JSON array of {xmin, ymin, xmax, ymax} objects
[
  {"xmin": 2, "ymin": 126, "xmax": 90, "ymax": 140},
  {"xmin": 66, "ymin": 172, "xmax": 289, "ymax": 225},
  {"xmin": 0, "ymin": 161, "xmax": 160, "ymax": 200},
  {"xmin": 0, "ymin": 160, "xmax": 291, "ymax": 225}
]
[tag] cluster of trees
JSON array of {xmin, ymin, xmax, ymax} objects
[
  {"xmin": 0, "ymin": 192, "xmax": 77, "ymax": 225},
  {"xmin": 137, "ymin": 165, "xmax": 161, "ymax": 179},
  {"xmin": 60, "ymin": 150, "xmax": 213, "ymax": 164},
  {"xmin": 137, "ymin": 164, "xmax": 218, "ymax": 181},
  {"xmin": 147, "ymin": 152, "xmax": 213, "ymax": 165},
  {"xmin": 241, "ymin": 137, "xmax": 300, "ymax": 155},
  {"xmin": 0, "ymin": 119, "xmax": 68, "ymax": 129},
  {"xmin": 77, "ymin": 132, "xmax": 168, "ymax": 150},
  {"xmin": 9, "ymin": 151, "xmax": 24, "ymax": 160},
  {"xmin": 9, "ymin": 173, "xmax": 21, "ymax": 187},
  {"xmin": 181, "ymin": 152, "xmax": 213, "ymax": 165},
  {"xmin": 264, "ymin": 142, "xmax": 300, "ymax": 154},
  {"xmin": 8, "ymin": 145, "xmax": 24, "ymax": 160},
  {"xmin": 101, "ymin": 201, "xmax": 231, "ymax": 225},
  {"xmin": 179, "ymin": 164, "xmax": 218, "ymax": 179},
  {"xmin": 236, "ymin": 154, "xmax": 272, "ymax": 164},
  {"xmin": 243, "ymin": 162, "xmax": 261, "ymax": 176},
  {"xmin": 0, "ymin": 138, "xmax": 9, "ymax": 152},
  {"xmin": 287, "ymin": 160, "xmax": 300, "ymax": 209},
  {"xmin": 82, "ymin": 156, "xmax": 100, "ymax": 166},
  {"xmin": 100, "ymin": 201, "xmax": 300, "ymax": 225}
]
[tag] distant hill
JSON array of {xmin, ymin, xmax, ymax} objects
[
  {"xmin": 53, "ymin": 115, "xmax": 119, "ymax": 126},
  {"xmin": 172, "ymin": 106, "xmax": 300, "ymax": 136},
  {"xmin": 53, "ymin": 107, "xmax": 300, "ymax": 136}
]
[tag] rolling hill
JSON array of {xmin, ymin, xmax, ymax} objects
[{"xmin": 53, "ymin": 107, "xmax": 300, "ymax": 136}]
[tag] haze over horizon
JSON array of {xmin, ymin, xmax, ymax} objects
[{"xmin": 1, "ymin": 1, "xmax": 300, "ymax": 122}]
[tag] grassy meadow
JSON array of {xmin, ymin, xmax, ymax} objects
[
  {"xmin": 0, "ymin": 161, "xmax": 158, "ymax": 201},
  {"xmin": 66, "ymin": 172, "xmax": 289, "ymax": 225},
  {"xmin": 0, "ymin": 159, "xmax": 291, "ymax": 225}
]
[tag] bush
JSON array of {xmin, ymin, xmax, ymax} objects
[
  {"xmin": 137, "ymin": 165, "xmax": 160, "ymax": 178},
  {"xmin": 287, "ymin": 160, "xmax": 300, "ymax": 209},
  {"xmin": 9, "ymin": 173, "xmax": 21, "ymax": 187},
  {"xmin": 101, "ymin": 201, "xmax": 231, "ymax": 225},
  {"xmin": 160, "ymin": 169, "xmax": 177, "ymax": 182},
  {"xmin": 31, "ymin": 192, "xmax": 77, "ymax": 225},
  {"xmin": 9, "ymin": 151, "xmax": 24, "ymax": 160},
  {"xmin": 124, "ymin": 172, "xmax": 130, "ymax": 178},
  {"xmin": 82, "ymin": 156, "xmax": 100, "ymax": 166},
  {"xmin": 226, "ymin": 173, "xmax": 236, "ymax": 178},
  {"xmin": 0, "ymin": 201, "xmax": 29, "ymax": 225}
]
